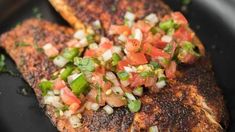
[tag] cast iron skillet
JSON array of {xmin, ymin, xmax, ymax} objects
[{"xmin": 0, "ymin": 0, "xmax": 234, "ymax": 131}]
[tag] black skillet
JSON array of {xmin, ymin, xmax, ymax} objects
[{"xmin": 0, "ymin": 0, "xmax": 234, "ymax": 131}]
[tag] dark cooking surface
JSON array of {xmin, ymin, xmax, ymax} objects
[{"xmin": 0, "ymin": 0, "xmax": 234, "ymax": 131}]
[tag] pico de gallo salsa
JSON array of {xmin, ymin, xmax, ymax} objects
[{"xmin": 39, "ymin": 11, "xmax": 201, "ymax": 128}]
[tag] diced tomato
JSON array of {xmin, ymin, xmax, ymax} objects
[
  {"xmin": 84, "ymin": 49, "xmax": 96, "ymax": 57},
  {"xmin": 103, "ymin": 81, "xmax": 112, "ymax": 91},
  {"xmin": 97, "ymin": 38, "xmax": 113, "ymax": 55},
  {"xmin": 143, "ymin": 43, "xmax": 170, "ymax": 59},
  {"xmin": 60, "ymin": 87, "xmax": 81, "ymax": 106},
  {"xmin": 174, "ymin": 26, "xmax": 194, "ymax": 42},
  {"xmin": 117, "ymin": 60, "xmax": 129, "ymax": 71},
  {"xmin": 69, "ymin": 103, "xmax": 80, "ymax": 113},
  {"xmin": 144, "ymin": 77, "xmax": 156, "ymax": 87},
  {"xmin": 165, "ymin": 61, "xmax": 177, "ymax": 79},
  {"xmin": 133, "ymin": 20, "xmax": 152, "ymax": 33},
  {"xmin": 53, "ymin": 78, "xmax": 66, "ymax": 90},
  {"xmin": 127, "ymin": 52, "xmax": 148, "ymax": 65},
  {"xmin": 109, "ymin": 25, "xmax": 131, "ymax": 35},
  {"xmin": 130, "ymin": 73, "xmax": 145, "ymax": 87},
  {"xmin": 172, "ymin": 12, "xmax": 188, "ymax": 25},
  {"xmin": 94, "ymin": 66, "xmax": 106, "ymax": 75},
  {"xmin": 125, "ymin": 38, "xmax": 141, "ymax": 52}
]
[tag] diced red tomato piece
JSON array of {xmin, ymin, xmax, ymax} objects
[
  {"xmin": 60, "ymin": 87, "xmax": 81, "ymax": 106},
  {"xmin": 143, "ymin": 43, "xmax": 170, "ymax": 59},
  {"xmin": 172, "ymin": 12, "xmax": 188, "ymax": 25},
  {"xmin": 133, "ymin": 20, "xmax": 152, "ymax": 33},
  {"xmin": 144, "ymin": 77, "xmax": 156, "ymax": 87},
  {"xmin": 84, "ymin": 49, "xmax": 96, "ymax": 57},
  {"xmin": 69, "ymin": 103, "xmax": 80, "ymax": 113},
  {"xmin": 125, "ymin": 38, "xmax": 141, "ymax": 52},
  {"xmin": 165, "ymin": 61, "xmax": 177, "ymax": 79},
  {"xmin": 127, "ymin": 52, "xmax": 148, "ymax": 65},
  {"xmin": 53, "ymin": 78, "xmax": 66, "ymax": 90},
  {"xmin": 130, "ymin": 73, "xmax": 145, "ymax": 87},
  {"xmin": 109, "ymin": 25, "xmax": 131, "ymax": 35},
  {"xmin": 117, "ymin": 60, "xmax": 129, "ymax": 71},
  {"xmin": 174, "ymin": 26, "xmax": 194, "ymax": 42}
]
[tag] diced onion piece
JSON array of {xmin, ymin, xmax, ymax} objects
[
  {"xmin": 134, "ymin": 29, "xmax": 143, "ymax": 42},
  {"xmin": 78, "ymin": 38, "xmax": 88, "ymax": 48},
  {"xmin": 113, "ymin": 46, "xmax": 122, "ymax": 54},
  {"xmin": 124, "ymin": 11, "xmax": 136, "ymax": 21},
  {"xmin": 91, "ymin": 103, "xmax": 100, "ymax": 111},
  {"xmin": 64, "ymin": 110, "xmax": 73, "ymax": 118},
  {"xmin": 102, "ymin": 49, "xmax": 113, "ymax": 62},
  {"xmin": 103, "ymin": 105, "xmax": 114, "ymax": 115},
  {"xmin": 145, "ymin": 13, "xmax": 159, "ymax": 25},
  {"xmin": 106, "ymin": 72, "xmax": 117, "ymax": 80},
  {"xmin": 149, "ymin": 126, "xmax": 159, "ymax": 132},
  {"xmin": 89, "ymin": 43, "xmax": 99, "ymax": 49},
  {"xmin": 92, "ymin": 20, "xmax": 101, "ymax": 29},
  {"xmin": 42, "ymin": 43, "xmax": 59, "ymax": 57},
  {"xmin": 156, "ymin": 80, "xmax": 166, "ymax": 88},
  {"xmin": 67, "ymin": 73, "xmax": 80, "ymax": 84},
  {"xmin": 111, "ymin": 86, "xmax": 124, "ymax": 95},
  {"xmin": 133, "ymin": 87, "xmax": 143, "ymax": 96},
  {"xmin": 85, "ymin": 101, "xmax": 92, "ymax": 110},
  {"xmin": 120, "ymin": 80, "xmax": 130, "ymax": 87},
  {"xmin": 105, "ymin": 89, "xmax": 112, "ymax": 95},
  {"xmin": 73, "ymin": 30, "xmax": 86, "ymax": 40},
  {"xmin": 53, "ymin": 56, "xmax": 68, "ymax": 67},
  {"xmin": 124, "ymin": 66, "xmax": 136, "ymax": 73},
  {"xmin": 161, "ymin": 35, "xmax": 172, "ymax": 43},
  {"xmin": 69, "ymin": 115, "xmax": 82, "ymax": 128},
  {"xmin": 43, "ymin": 95, "xmax": 63, "ymax": 108},
  {"xmin": 118, "ymin": 34, "xmax": 127, "ymax": 42},
  {"xmin": 125, "ymin": 93, "xmax": 136, "ymax": 101}
]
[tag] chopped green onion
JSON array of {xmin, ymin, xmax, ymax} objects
[
  {"xmin": 86, "ymin": 34, "xmax": 95, "ymax": 44},
  {"xmin": 128, "ymin": 99, "xmax": 141, "ymax": 113},
  {"xmin": 140, "ymin": 71, "xmax": 153, "ymax": 78},
  {"xmin": 112, "ymin": 53, "xmax": 121, "ymax": 66},
  {"xmin": 133, "ymin": 87, "xmax": 143, "ymax": 96},
  {"xmin": 39, "ymin": 80, "xmax": 53, "ymax": 96},
  {"xmin": 150, "ymin": 26, "xmax": 159, "ymax": 35},
  {"xmin": 96, "ymin": 85, "xmax": 102, "ymax": 103},
  {"xmin": 62, "ymin": 48, "xmax": 79, "ymax": 61},
  {"xmin": 60, "ymin": 65, "xmax": 74, "ymax": 80},
  {"xmin": 125, "ymin": 92, "xmax": 136, "ymax": 101},
  {"xmin": 150, "ymin": 61, "xmax": 160, "ymax": 69},
  {"xmin": 70, "ymin": 73, "xmax": 89, "ymax": 96},
  {"xmin": 117, "ymin": 71, "xmax": 129, "ymax": 81},
  {"xmin": 182, "ymin": 41, "xmax": 200, "ymax": 56},
  {"xmin": 159, "ymin": 19, "xmax": 178, "ymax": 32},
  {"xmin": 74, "ymin": 57, "xmax": 96, "ymax": 72}
]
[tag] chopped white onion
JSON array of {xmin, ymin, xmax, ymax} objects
[
  {"xmin": 124, "ymin": 11, "xmax": 136, "ymax": 21},
  {"xmin": 145, "ymin": 13, "xmax": 159, "ymax": 25},
  {"xmin": 124, "ymin": 66, "xmax": 136, "ymax": 73},
  {"xmin": 85, "ymin": 101, "xmax": 92, "ymax": 110},
  {"xmin": 105, "ymin": 89, "xmax": 112, "ymax": 95},
  {"xmin": 134, "ymin": 29, "xmax": 143, "ymax": 42},
  {"xmin": 53, "ymin": 56, "xmax": 68, "ymax": 67},
  {"xmin": 64, "ymin": 110, "xmax": 73, "ymax": 118},
  {"xmin": 103, "ymin": 105, "xmax": 114, "ymax": 115},
  {"xmin": 92, "ymin": 20, "xmax": 101, "ymax": 29},
  {"xmin": 120, "ymin": 80, "xmax": 130, "ymax": 87},
  {"xmin": 42, "ymin": 43, "xmax": 59, "ymax": 57},
  {"xmin": 43, "ymin": 95, "xmax": 63, "ymax": 108},
  {"xmin": 149, "ymin": 125, "xmax": 159, "ymax": 132},
  {"xmin": 89, "ymin": 43, "xmax": 99, "ymax": 49},
  {"xmin": 69, "ymin": 115, "xmax": 82, "ymax": 128},
  {"xmin": 73, "ymin": 30, "xmax": 86, "ymax": 40},
  {"xmin": 67, "ymin": 73, "xmax": 80, "ymax": 84},
  {"xmin": 161, "ymin": 35, "xmax": 172, "ymax": 43},
  {"xmin": 77, "ymin": 38, "xmax": 88, "ymax": 48},
  {"xmin": 47, "ymin": 90, "xmax": 54, "ymax": 96},
  {"xmin": 118, "ymin": 34, "xmax": 127, "ymax": 42},
  {"xmin": 91, "ymin": 103, "xmax": 100, "ymax": 111},
  {"xmin": 112, "ymin": 46, "xmax": 122, "ymax": 54},
  {"xmin": 111, "ymin": 86, "xmax": 124, "ymax": 95},
  {"xmin": 125, "ymin": 93, "xmax": 136, "ymax": 101},
  {"xmin": 156, "ymin": 80, "xmax": 166, "ymax": 89},
  {"xmin": 53, "ymin": 90, "xmax": 60, "ymax": 95},
  {"xmin": 102, "ymin": 49, "xmax": 113, "ymax": 62}
]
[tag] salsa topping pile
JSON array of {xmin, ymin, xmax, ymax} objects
[{"xmin": 39, "ymin": 11, "xmax": 201, "ymax": 128}]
